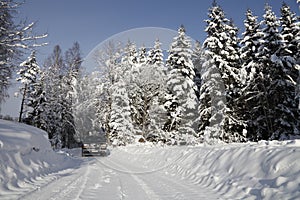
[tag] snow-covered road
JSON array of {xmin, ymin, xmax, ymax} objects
[{"xmin": 20, "ymin": 148, "xmax": 221, "ymax": 200}]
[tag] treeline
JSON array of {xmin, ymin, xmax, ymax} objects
[
  {"xmin": 72, "ymin": 2, "xmax": 299, "ymax": 146},
  {"xmin": 1, "ymin": 1, "xmax": 300, "ymax": 147}
]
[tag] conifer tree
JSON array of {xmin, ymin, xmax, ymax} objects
[
  {"xmin": 199, "ymin": 2, "xmax": 246, "ymax": 143},
  {"xmin": 17, "ymin": 51, "xmax": 41, "ymax": 123},
  {"xmin": 164, "ymin": 25, "xmax": 198, "ymax": 144},
  {"xmin": 269, "ymin": 3, "xmax": 300, "ymax": 139},
  {"xmin": 239, "ymin": 9, "xmax": 265, "ymax": 140},
  {"xmin": 147, "ymin": 39, "xmax": 164, "ymax": 66},
  {"xmin": 146, "ymin": 39, "xmax": 168, "ymax": 142},
  {"xmin": 254, "ymin": 4, "xmax": 283, "ymax": 140},
  {"xmin": 110, "ymin": 76, "xmax": 134, "ymax": 145}
]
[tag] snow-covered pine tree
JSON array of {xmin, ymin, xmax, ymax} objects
[
  {"xmin": 244, "ymin": 4, "xmax": 288, "ymax": 140},
  {"xmin": 26, "ymin": 70, "xmax": 46, "ymax": 129},
  {"xmin": 110, "ymin": 76, "xmax": 134, "ymax": 146},
  {"xmin": 147, "ymin": 39, "xmax": 164, "ymax": 66},
  {"xmin": 240, "ymin": 9, "xmax": 264, "ymax": 85},
  {"xmin": 239, "ymin": 9, "xmax": 266, "ymax": 141},
  {"xmin": 223, "ymin": 18, "xmax": 247, "ymax": 142},
  {"xmin": 164, "ymin": 25, "xmax": 198, "ymax": 144},
  {"xmin": 268, "ymin": 2, "xmax": 300, "ymax": 139},
  {"xmin": 199, "ymin": 2, "xmax": 246, "ymax": 143},
  {"xmin": 16, "ymin": 51, "xmax": 41, "ymax": 123},
  {"xmin": 146, "ymin": 39, "xmax": 168, "ymax": 142},
  {"xmin": 256, "ymin": 4, "xmax": 285, "ymax": 140}
]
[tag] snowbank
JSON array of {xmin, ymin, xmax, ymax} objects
[
  {"xmin": 114, "ymin": 141, "xmax": 300, "ymax": 199},
  {"xmin": 0, "ymin": 120, "xmax": 81, "ymax": 199}
]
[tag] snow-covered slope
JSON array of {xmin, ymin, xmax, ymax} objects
[{"xmin": 0, "ymin": 120, "xmax": 80, "ymax": 199}]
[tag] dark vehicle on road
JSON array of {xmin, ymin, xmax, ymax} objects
[{"xmin": 82, "ymin": 134, "xmax": 108, "ymax": 157}]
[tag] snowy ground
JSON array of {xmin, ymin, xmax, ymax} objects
[{"xmin": 1, "ymin": 119, "xmax": 300, "ymax": 200}]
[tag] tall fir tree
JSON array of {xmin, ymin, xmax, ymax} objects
[
  {"xmin": 164, "ymin": 25, "xmax": 198, "ymax": 144},
  {"xmin": 146, "ymin": 39, "xmax": 168, "ymax": 142},
  {"xmin": 16, "ymin": 51, "xmax": 41, "ymax": 122},
  {"xmin": 269, "ymin": 2, "xmax": 300, "ymax": 139},
  {"xmin": 26, "ymin": 71, "xmax": 46, "ymax": 129},
  {"xmin": 199, "ymin": 2, "xmax": 246, "ymax": 143},
  {"xmin": 255, "ymin": 4, "xmax": 283, "ymax": 140},
  {"xmin": 110, "ymin": 76, "xmax": 134, "ymax": 146},
  {"xmin": 239, "ymin": 9, "xmax": 266, "ymax": 140}
]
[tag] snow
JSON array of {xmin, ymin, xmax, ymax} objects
[
  {"xmin": 0, "ymin": 120, "xmax": 81, "ymax": 199},
  {"xmin": 1, "ymin": 119, "xmax": 300, "ymax": 199}
]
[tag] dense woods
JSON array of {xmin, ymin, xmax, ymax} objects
[{"xmin": 1, "ymin": 1, "xmax": 299, "ymax": 147}]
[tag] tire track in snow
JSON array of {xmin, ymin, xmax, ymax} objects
[
  {"xmin": 19, "ymin": 161, "xmax": 89, "ymax": 200},
  {"xmin": 96, "ymin": 157, "xmax": 160, "ymax": 200},
  {"xmin": 73, "ymin": 161, "xmax": 91, "ymax": 199}
]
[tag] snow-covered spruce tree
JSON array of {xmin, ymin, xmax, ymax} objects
[
  {"xmin": 240, "ymin": 9, "xmax": 264, "ymax": 85},
  {"xmin": 16, "ymin": 51, "xmax": 41, "ymax": 122},
  {"xmin": 0, "ymin": 0, "xmax": 47, "ymax": 105},
  {"xmin": 108, "ymin": 42, "xmax": 135, "ymax": 145},
  {"xmin": 244, "ymin": 4, "xmax": 291, "ymax": 140},
  {"xmin": 147, "ymin": 39, "xmax": 165, "ymax": 66},
  {"xmin": 109, "ymin": 75, "xmax": 134, "ymax": 146},
  {"xmin": 268, "ymin": 2, "xmax": 300, "ymax": 139},
  {"xmin": 256, "ymin": 4, "xmax": 286, "ymax": 140},
  {"xmin": 26, "ymin": 70, "xmax": 46, "ymax": 129},
  {"xmin": 199, "ymin": 2, "xmax": 246, "ymax": 143},
  {"xmin": 164, "ymin": 25, "xmax": 198, "ymax": 144},
  {"xmin": 146, "ymin": 39, "xmax": 168, "ymax": 142},
  {"xmin": 239, "ymin": 9, "xmax": 266, "ymax": 141}
]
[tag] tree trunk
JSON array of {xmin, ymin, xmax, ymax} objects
[{"xmin": 19, "ymin": 84, "xmax": 27, "ymax": 123}]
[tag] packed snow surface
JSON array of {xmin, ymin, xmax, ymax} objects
[{"xmin": 1, "ymin": 119, "xmax": 300, "ymax": 199}]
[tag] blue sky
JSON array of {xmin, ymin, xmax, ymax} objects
[
  {"xmin": 18, "ymin": 0, "xmax": 299, "ymax": 62},
  {"xmin": 1, "ymin": 0, "xmax": 299, "ymax": 117}
]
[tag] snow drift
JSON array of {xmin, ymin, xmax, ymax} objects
[
  {"xmin": 113, "ymin": 142, "xmax": 300, "ymax": 199},
  {"xmin": 0, "ymin": 119, "xmax": 80, "ymax": 199}
]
